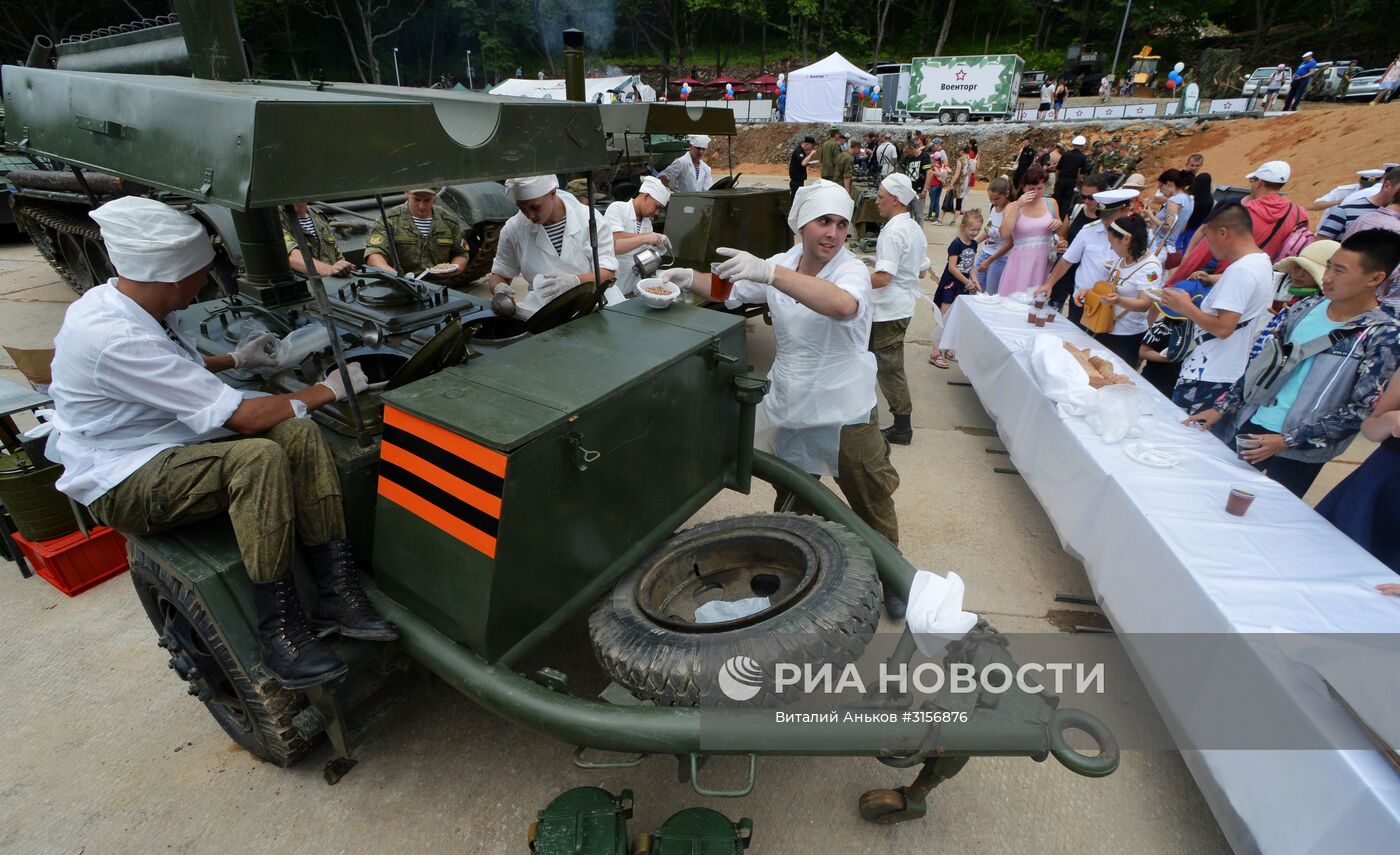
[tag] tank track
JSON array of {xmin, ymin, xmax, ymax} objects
[{"xmin": 12, "ymin": 198, "xmax": 103, "ymax": 294}]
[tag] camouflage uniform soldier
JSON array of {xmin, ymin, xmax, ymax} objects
[
  {"xmin": 365, "ymin": 188, "xmax": 470, "ymax": 277},
  {"xmin": 280, "ymin": 202, "xmax": 353, "ymax": 277},
  {"xmin": 48, "ymin": 197, "xmax": 398, "ymax": 691}
]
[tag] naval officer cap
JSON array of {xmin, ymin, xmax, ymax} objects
[
  {"xmin": 1092, "ymin": 188, "xmax": 1139, "ymax": 211},
  {"xmin": 89, "ymin": 196, "xmax": 215, "ymax": 283}
]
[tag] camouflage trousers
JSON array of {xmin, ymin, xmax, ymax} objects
[
  {"xmin": 778, "ymin": 410, "xmax": 901, "ymax": 548},
  {"xmin": 869, "ymin": 317, "xmax": 913, "ymax": 417},
  {"xmin": 90, "ymin": 419, "xmax": 345, "ymax": 582}
]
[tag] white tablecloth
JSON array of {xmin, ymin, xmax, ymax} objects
[{"xmin": 941, "ymin": 296, "xmax": 1400, "ymax": 855}]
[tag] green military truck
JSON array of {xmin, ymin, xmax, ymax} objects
[{"xmin": 906, "ymin": 54, "xmax": 1024, "ymax": 124}]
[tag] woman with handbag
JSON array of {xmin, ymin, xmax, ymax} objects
[{"xmin": 1081, "ymin": 213, "xmax": 1162, "ymax": 364}]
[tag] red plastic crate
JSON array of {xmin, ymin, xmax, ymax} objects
[{"xmin": 15, "ymin": 526, "xmax": 130, "ymax": 597}]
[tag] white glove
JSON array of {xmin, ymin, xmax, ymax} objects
[
  {"xmin": 654, "ymin": 233, "xmax": 673, "ymax": 254},
  {"xmin": 535, "ymin": 272, "xmax": 582, "ymax": 302},
  {"xmin": 232, "ymin": 332, "xmax": 281, "ymax": 370},
  {"xmin": 491, "ymin": 282, "xmax": 517, "ymax": 317},
  {"xmin": 317, "ymin": 363, "xmax": 369, "ymax": 402},
  {"xmin": 714, "ymin": 247, "xmax": 775, "ymax": 286},
  {"xmin": 658, "ymin": 267, "xmax": 696, "ymax": 291}
]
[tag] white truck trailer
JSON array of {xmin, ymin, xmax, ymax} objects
[{"xmin": 907, "ymin": 54, "xmax": 1024, "ymax": 123}]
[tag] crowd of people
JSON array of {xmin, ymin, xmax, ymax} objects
[{"xmin": 783, "ymin": 120, "xmax": 1400, "ymax": 582}]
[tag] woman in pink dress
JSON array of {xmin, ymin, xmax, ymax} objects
[{"xmin": 997, "ymin": 164, "xmax": 1061, "ymax": 297}]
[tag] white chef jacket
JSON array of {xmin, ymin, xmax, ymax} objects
[
  {"xmin": 603, "ymin": 199, "xmax": 653, "ymax": 296},
  {"xmin": 870, "ymin": 212, "xmax": 930, "ymax": 322},
  {"xmin": 492, "ymin": 191, "xmax": 617, "ymax": 290},
  {"xmin": 660, "ymin": 153, "xmax": 714, "ymax": 193},
  {"xmin": 1063, "ymin": 220, "xmax": 1117, "ymax": 294},
  {"xmin": 48, "ymin": 281, "xmax": 245, "ymax": 506},
  {"xmin": 731, "ymin": 245, "xmax": 875, "ymax": 475}
]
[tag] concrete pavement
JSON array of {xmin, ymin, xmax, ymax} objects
[{"xmin": 0, "ymin": 224, "xmax": 1239, "ymax": 854}]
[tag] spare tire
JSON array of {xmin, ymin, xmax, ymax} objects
[{"xmin": 589, "ymin": 514, "xmax": 881, "ymax": 706}]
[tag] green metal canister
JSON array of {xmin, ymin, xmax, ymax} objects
[{"xmin": 0, "ymin": 450, "xmax": 78, "ymax": 541}]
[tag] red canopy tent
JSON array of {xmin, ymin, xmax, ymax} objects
[
  {"xmin": 669, "ymin": 77, "xmax": 703, "ymax": 87},
  {"xmin": 748, "ymin": 74, "xmax": 779, "ymax": 86},
  {"xmin": 710, "ymin": 76, "xmax": 746, "ymax": 87}
]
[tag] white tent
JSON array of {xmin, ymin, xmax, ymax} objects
[
  {"xmin": 785, "ymin": 53, "xmax": 877, "ymax": 124},
  {"xmin": 489, "ymin": 75, "xmax": 656, "ymax": 103}
]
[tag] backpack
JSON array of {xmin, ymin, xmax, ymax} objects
[{"xmin": 1258, "ymin": 202, "xmax": 1313, "ymax": 263}]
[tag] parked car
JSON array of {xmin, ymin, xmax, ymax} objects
[
  {"xmin": 1341, "ymin": 67, "xmax": 1386, "ymax": 100},
  {"xmin": 1020, "ymin": 70, "xmax": 1049, "ymax": 97},
  {"xmin": 1241, "ymin": 66, "xmax": 1291, "ymax": 97}
]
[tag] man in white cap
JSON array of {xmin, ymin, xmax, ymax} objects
[
  {"xmin": 868, "ymin": 173, "xmax": 929, "ymax": 452},
  {"xmin": 1034, "ymin": 188, "xmax": 1137, "ymax": 319},
  {"xmin": 365, "ymin": 188, "xmax": 469, "ymax": 277},
  {"xmin": 603, "ymin": 176, "xmax": 671, "ymax": 300},
  {"xmin": 1309, "ymin": 168, "xmax": 1386, "ymax": 216},
  {"xmin": 1285, "ymin": 51, "xmax": 1318, "ymax": 111},
  {"xmin": 657, "ymin": 180, "xmax": 904, "ymax": 617},
  {"xmin": 489, "ymin": 175, "xmax": 617, "ymax": 316},
  {"xmin": 1168, "ymin": 160, "xmax": 1308, "ymax": 284},
  {"xmin": 1319, "ymin": 166, "xmax": 1400, "ymax": 240},
  {"xmin": 1053, "ymin": 134, "xmax": 1090, "ymax": 220},
  {"xmin": 660, "ymin": 135, "xmax": 714, "ymax": 193},
  {"xmin": 47, "ymin": 196, "xmax": 396, "ymax": 691}
]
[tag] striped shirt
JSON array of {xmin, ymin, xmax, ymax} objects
[
  {"xmin": 543, "ymin": 219, "xmax": 568, "ymax": 254},
  {"xmin": 411, "ymin": 215, "xmax": 434, "ymax": 237},
  {"xmin": 1317, "ymin": 191, "xmax": 1379, "ymax": 239},
  {"xmin": 297, "ymin": 215, "xmax": 318, "ymax": 237}
]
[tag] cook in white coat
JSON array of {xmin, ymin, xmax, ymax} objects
[
  {"xmin": 659, "ymin": 134, "xmax": 714, "ymax": 193},
  {"xmin": 659, "ymin": 179, "xmax": 903, "ymax": 614},
  {"xmin": 489, "ymin": 175, "xmax": 616, "ymax": 317},
  {"xmin": 868, "ymin": 173, "xmax": 931, "ymax": 449},
  {"xmin": 604, "ymin": 175, "xmax": 671, "ymax": 299}
]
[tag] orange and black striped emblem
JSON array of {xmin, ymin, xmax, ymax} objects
[{"xmin": 377, "ymin": 406, "xmax": 506, "ymax": 558}]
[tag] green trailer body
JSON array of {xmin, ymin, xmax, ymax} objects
[{"xmin": 907, "ymin": 54, "xmax": 1024, "ymax": 122}]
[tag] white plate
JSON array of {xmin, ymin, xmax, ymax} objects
[
  {"xmin": 1123, "ymin": 440, "xmax": 1182, "ymax": 469},
  {"xmin": 971, "ymin": 293, "xmax": 1000, "ymax": 305},
  {"xmin": 1008, "ymin": 292, "xmax": 1033, "ymax": 305}
]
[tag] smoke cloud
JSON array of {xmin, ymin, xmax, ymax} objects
[{"xmin": 536, "ymin": 1, "xmax": 617, "ymax": 56}]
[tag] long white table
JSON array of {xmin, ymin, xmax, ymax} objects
[{"xmin": 941, "ymin": 296, "xmax": 1400, "ymax": 855}]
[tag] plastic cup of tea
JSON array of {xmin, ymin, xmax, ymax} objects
[
  {"xmin": 1234, "ymin": 434, "xmax": 1259, "ymax": 456},
  {"xmin": 1027, "ymin": 309, "xmax": 1039, "ymax": 325},
  {"xmin": 709, "ymin": 263, "xmax": 734, "ymax": 300},
  {"xmin": 1225, "ymin": 486, "xmax": 1255, "ymax": 517},
  {"xmin": 1046, "ymin": 305, "xmax": 1058, "ymax": 324}
]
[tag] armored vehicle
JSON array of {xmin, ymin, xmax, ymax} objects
[{"xmin": 3, "ymin": 0, "xmax": 1117, "ymax": 828}]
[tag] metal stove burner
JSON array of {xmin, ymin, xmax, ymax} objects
[{"xmin": 357, "ymin": 282, "xmax": 414, "ymax": 307}]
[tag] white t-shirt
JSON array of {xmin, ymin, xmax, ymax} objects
[
  {"xmin": 1040, "ymin": 83, "xmax": 1055, "ymax": 104},
  {"xmin": 603, "ymin": 199, "xmax": 652, "ymax": 295},
  {"xmin": 1105, "ymin": 254, "xmax": 1162, "ymax": 336},
  {"xmin": 982, "ymin": 206, "xmax": 1006, "ymax": 254},
  {"xmin": 870, "ymin": 212, "xmax": 930, "ymax": 322},
  {"xmin": 48, "ymin": 282, "xmax": 246, "ymax": 506},
  {"xmin": 1181, "ymin": 252, "xmax": 1276, "ymax": 384}
]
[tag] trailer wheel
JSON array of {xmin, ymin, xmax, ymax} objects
[
  {"xmin": 589, "ymin": 514, "xmax": 881, "ymax": 706},
  {"xmin": 937, "ymin": 110, "xmax": 954, "ymax": 125},
  {"xmin": 129, "ymin": 546, "xmax": 313, "ymax": 766},
  {"xmin": 954, "ymin": 110, "xmax": 970, "ymax": 124}
]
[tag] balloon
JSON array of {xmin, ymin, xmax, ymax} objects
[
  {"xmin": 1174, "ymin": 61, "xmax": 1185, "ymax": 73},
  {"xmin": 726, "ymin": 83, "xmax": 734, "ymax": 92}
]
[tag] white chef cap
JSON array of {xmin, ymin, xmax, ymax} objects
[
  {"xmin": 88, "ymin": 196, "xmax": 214, "ymax": 283},
  {"xmin": 503, "ymin": 175, "xmax": 559, "ymax": 201},
  {"xmin": 638, "ymin": 175, "xmax": 671, "ymax": 206},
  {"xmin": 788, "ymin": 179, "xmax": 854, "ymax": 233},
  {"xmin": 880, "ymin": 173, "xmax": 917, "ymax": 205},
  {"xmin": 687, "ymin": 134, "xmax": 711, "ymax": 149}
]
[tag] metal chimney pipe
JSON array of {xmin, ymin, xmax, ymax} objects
[
  {"xmin": 25, "ymin": 36, "xmax": 54, "ymax": 68},
  {"xmin": 562, "ymin": 29, "xmax": 586, "ymax": 102}
]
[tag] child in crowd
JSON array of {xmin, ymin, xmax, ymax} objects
[
  {"xmin": 930, "ymin": 209, "xmax": 983, "ymax": 369},
  {"xmin": 974, "ymin": 177, "xmax": 1014, "ymax": 295}
]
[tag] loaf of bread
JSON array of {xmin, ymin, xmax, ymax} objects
[{"xmin": 1063, "ymin": 342, "xmax": 1132, "ymax": 387}]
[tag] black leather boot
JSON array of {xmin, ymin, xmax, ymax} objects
[
  {"xmin": 883, "ymin": 584, "xmax": 907, "ymax": 620},
  {"xmin": 250, "ymin": 575, "xmax": 348, "ymax": 689},
  {"xmin": 882, "ymin": 413, "xmax": 913, "ymax": 446},
  {"xmin": 304, "ymin": 540, "xmax": 400, "ymax": 641}
]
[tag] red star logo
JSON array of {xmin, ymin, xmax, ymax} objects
[{"xmin": 955, "ymin": 69, "xmax": 967, "ymax": 81}]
